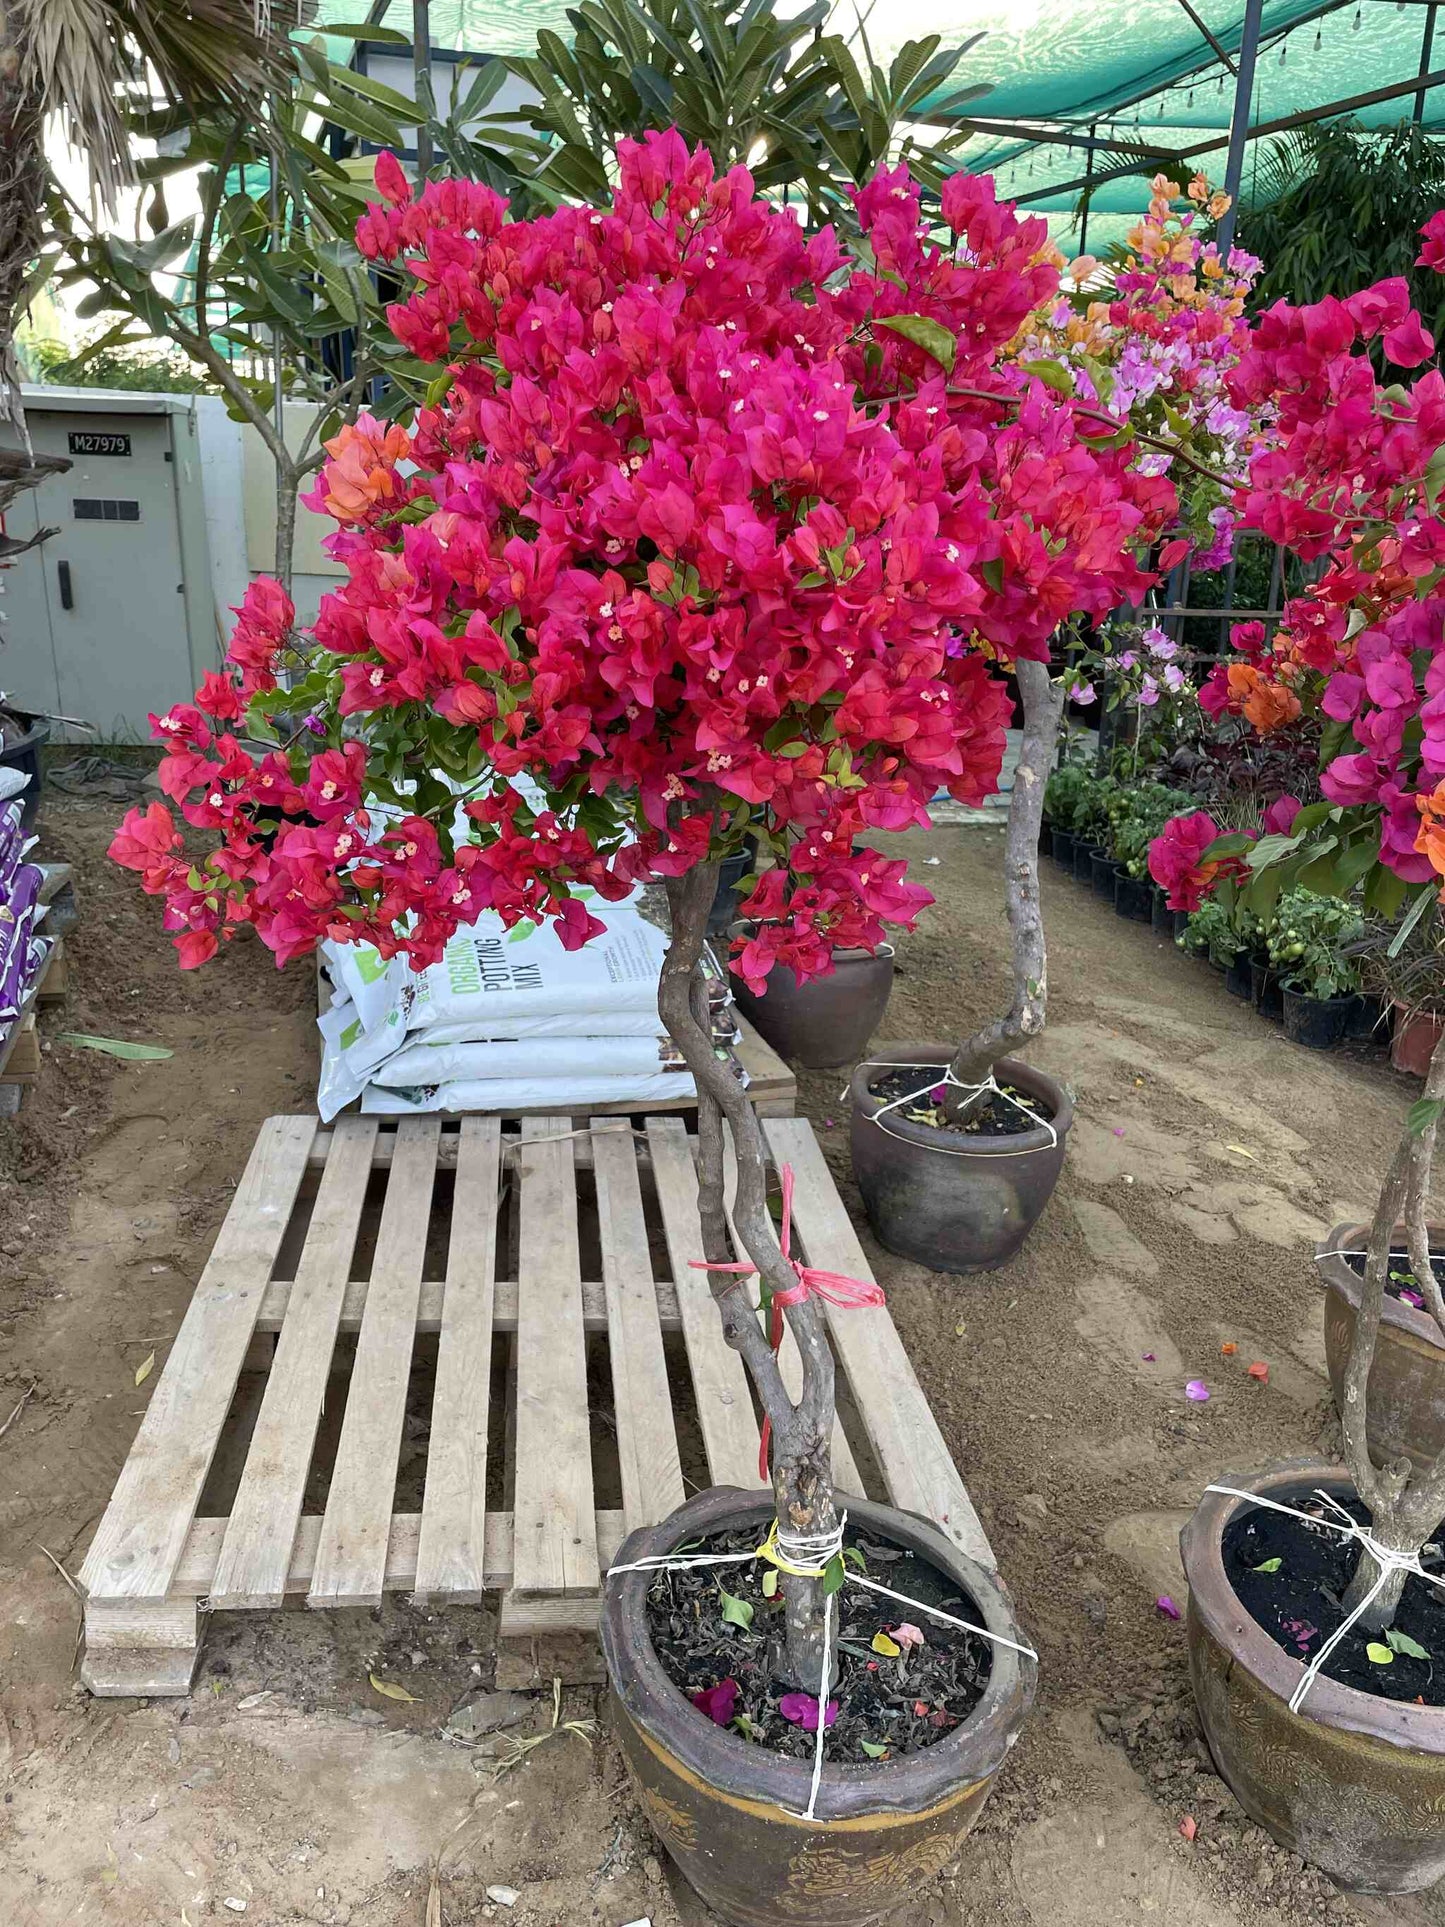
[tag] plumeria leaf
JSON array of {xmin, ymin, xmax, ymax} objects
[
  {"xmin": 1386, "ymin": 1628, "xmax": 1430, "ymax": 1659},
  {"xmin": 1408, "ymin": 1098, "xmax": 1445, "ymax": 1138},
  {"xmin": 1252, "ymin": 1557, "xmax": 1282, "ymax": 1574},
  {"xmin": 1365, "ymin": 1641, "xmax": 1394, "ymax": 1665},
  {"xmin": 875, "ymin": 313, "xmax": 956, "ymax": 371},
  {"xmin": 369, "ymin": 1673, "xmax": 421, "ymax": 1702},
  {"xmin": 822, "ymin": 1552, "xmax": 847, "ymax": 1596},
  {"xmin": 860, "ymin": 1739, "xmax": 890, "ymax": 1758},
  {"xmin": 718, "ymin": 1586, "xmax": 754, "ymax": 1631},
  {"xmin": 761, "ymin": 1568, "xmax": 779, "ymax": 1598}
]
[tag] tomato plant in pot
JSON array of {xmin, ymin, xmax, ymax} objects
[
  {"xmin": 1265, "ymin": 887, "xmax": 1364, "ymax": 1049},
  {"xmin": 1154, "ymin": 223, "xmax": 1445, "ymax": 1891},
  {"xmin": 111, "ymin": 134, "xmax": 1200, "ymax": 1926}
]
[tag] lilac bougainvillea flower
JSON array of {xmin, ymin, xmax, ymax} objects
[
  {"xmin": 1185, "ymin": 1379, "xmax": 1210, "ymax": 1401},
  {"xmin": 1156, "ymin": 1594, "xmax": 1182, "ymax": 1620},
  {"xmin": 692, "ymin": 1678, "xmax": 740, "ymax": 1725},
  {"xmin": 1069, "ymin": 679, "xmax": 1097, "ymax": 705},
  {"xmin": 779, "ymin": 1692, "xmax": 839, "ymax": 1730}
]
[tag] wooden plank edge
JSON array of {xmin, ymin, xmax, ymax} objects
[{"xmin": 163, "ymin": 1509, "xmax": 629, "ymax": 1604}]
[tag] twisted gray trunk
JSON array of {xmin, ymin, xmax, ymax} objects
[
  {"xmin": 1340, "ymin": 1023, "xmax": 1445, "ymax": 1629},
  {"xmin": 0, "ymin": 2, "xmax": 44, "ymax": 451},
  {"xmin": 660, "ymin": 864, "xmax": 838, "ymax": 1691},
  {"xmin": 948, "ymin": 657, "xmax": 1065, "ymax": 1109}
]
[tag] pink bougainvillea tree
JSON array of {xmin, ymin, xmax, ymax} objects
[
  {"xmin": 1148, "ymin": 224, "xmax": 1445, "ymax": 1634},
  {"xmin": 114, "ymin": 133, "xmax": 1180, "ymax": 1684}
]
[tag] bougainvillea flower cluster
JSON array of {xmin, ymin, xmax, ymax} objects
[
  {"xmin": 1015, "ymin": 173, "xmax": 1265, "ymax": 568},
  {"xmin": 113, "ymin": 135, "xmax": 1179, "ymax": 979},
  {"xmin": 1152, "ymin": 217, "xmax": 1445, "ymax": 911}
]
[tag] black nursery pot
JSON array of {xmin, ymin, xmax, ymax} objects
[
  {"xmin": 1282, "ymin": 988, "xmax": 1356, "ymax": 1050},
  {"xmin": 1224, "ymin": 948, "xmax": 1254, "ymax": 1000},
  {"xmin": 1089, "ymin": 850, "xmax": 1116, "ymax": 899},
  {"xmin": 1150, "ymin": 886, "xmax": 1172, "ymax": 937},
  {"xmin": 1251, "ymin": 959, "xmax": 1283, "ymax": 1021},
  {"xmin": 1051, "ymin": 828, "xmax": 1077, "ymax": 867},
  {"xmin": 848, "ymin": 1042, "xmax": 1072, "ymax": 1274},
  {"xmin": 602, "ymin": 1485, "xmax": 1037, "ymax": 1927},
  {"xmin": 1348, "ymin": 993, "xmax": 1388, "ymax": 1043},
  {"xmin": 1073, "ymin": 840, "xmax": 1102, "ymax": 883},
  {"xmin": 1113, "ymin": 869, "xmax": 1153, "ymax": 924},
  {"xmin": 708, "ymin": 847, "xmax": 756, "ymax": 935},
  {"xmin": 1171, "ymin": 908, "xmax": 1192, "ymax": 942}
]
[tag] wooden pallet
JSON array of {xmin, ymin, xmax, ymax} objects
[
  {"xmin": 78, "ymin": 1112, "xmax": 989, "ymax": 1696},
  {"xmin": 316, "ymin": 960, "xmax": 796, "ymax": 1119}
]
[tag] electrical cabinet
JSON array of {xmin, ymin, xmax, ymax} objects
[{"xmin": 0, "ymin": 387, "xmax": 219, "ymax": 742}]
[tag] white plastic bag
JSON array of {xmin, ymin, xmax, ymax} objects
[
  {"xmin": 360, "ymin": 1067, "xmax": 696, "ymax": 1114},
  {"xmin": 368, "ymin": 1032, "xmax": 674, "ymax": 1088}
]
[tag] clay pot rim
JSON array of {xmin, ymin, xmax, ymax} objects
[
  {"xmin": 726, "ymin": 918, "xmax": 895, "ymax": 965},
  {"xmin": 1318, "ymin": 1220, "xmax": 1445, "ymax": 1352},
  {"xmin": 1181, "ymin": 1459, "xmax": 1445, "ymax": 1754},
  {"xmin": 847, "ymin": 1042, "xmax": 1073, "ymax": 1159},
  {"xmin": 599, "ymin": 1484, "xmax": 1037, "ymax": 1822}
]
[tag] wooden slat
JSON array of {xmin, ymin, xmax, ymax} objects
[
  {"xmin": 308, "ymin": 1118, "xmax": 438, "ymax": 1607},
  {"xmin": 180, "ymin": 1509, "xmax": 628, "ymax": 1599},
  {"xmin": 719, "ymin": 1130, "xmax": 865, "ymax": 1497},
  {"xmin": 414, "ymin": 1117, "xmax": 502, "ymax": 1603},
  {"xmin": 79, "ymin": 1116, "xmax": 318, "ymax": 1603},
  {"xmin": 512, "ymin": 1118, "xmax": 597, "ymax": 1597},
  {"xmin": 209, "ymin": 1117, "xmax": 378, "ymax": 1607},
  {"xmin": 591, "ymin": 1120, "xmax": 684, "ymax": 1531},
  {"xmin": 645, "ymin": 1117, "xmax": 762, "ymax": 1489},
  {"xmin": 256, "ymin": 1273, "xmax": 682, "ymax": 1333},
  {"xmin": 762, "ymin": 1117, "xmax": 994, "ymax": 1569}
]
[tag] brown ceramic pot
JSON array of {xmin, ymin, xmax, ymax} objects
[
  {"xmin": 1181, "ymin": 1461, "xmax": 1445, "ymax": 1892},
  {"xmin": 1320, "ymin": 1220, "xmax": 1445, "ymax": 1468},
  {"xmin": 848, "ymin": 1042, "xmax": 1071, "ymax": 1273},
  {"xmin": 729, "ymin": 926, "xmax": 895, "ymax": 1070},
  {"xmin": 1392, "ymin": 1005, "xmax": 1445, "ymax": 1078},
  {"xmin": 601, "ymin": 1485, "xmax": 1036, "ymax": 1927}
]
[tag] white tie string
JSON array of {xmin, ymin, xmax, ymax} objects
[{"xmin": 854, "ymin": 1060, "xmax": 1060, "ymax": 1158}]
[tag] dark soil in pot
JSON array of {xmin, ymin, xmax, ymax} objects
[
  {"xmin": 1222, "ymin": 1490, "xmax": 1445, "ymax": 1704},
  {"xmin": 849, "ymin": 1043, "xmax": 1072, "ymax": 1273},
  {"xmin": 1113, "ymin": 869, "xmax": 1153, "ymax": 923},
  {"xmin": 1223, "ymin": 948, "xmax": 1253, "ymax": 1000},
  {"xmin": 1182, "ymin": 1462, "xmax": 1445, "ymax": 1892},
  {"xmin": 601, "ymin": 1485, "xmax": 1036, "ymax": 1927},
  {"xmin": 1282, "ymin": 987, "xmax": 1355, "ymax": 1050},
  {"xmin": 1073, "ymin": 839, "xmax": 1102, "ymax": 883},
  {"xmin": 1251, "ymin": 958, "xmax": 1282, "ymax": 1020},
  {"xmin": 729, "ymin": 932, "xmax": 894, "ymax": 1071},
  {"xmin": 1089, "ymin": 849, "xmax": 1115, "ymax": 898},
  {"xmin": 646, "ymin": 1523, "xmax": 991, "ymax": 1759},
  {"xmin": 1321, "ymin": 1222, "xmax": 1445, "ymax": 1468}
]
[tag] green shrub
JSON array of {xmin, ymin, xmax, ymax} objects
[{"xmin": 1266, "ymin": 889, "xmax": 1364, "ymax": 1001}]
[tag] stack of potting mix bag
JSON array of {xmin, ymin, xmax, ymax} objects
[
  {"xmin": 316, "ymin": 773, "xmax": 741, "ymax": 1118},
  {"xmin": 0, "ymin": 771, "xmax": 52, "ymax": 1055}
]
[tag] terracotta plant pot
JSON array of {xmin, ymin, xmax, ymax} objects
[
  {"xmin": 602, "ymin": 1485, "xmax": 1037, "ymax": 1927},
  {"xmin": 729, "ymin": 928, "xmax": 895, "ymax": 1071},
  {"xmin": 1320, "ymin": 1220, "xmax": 1445, "ymax": 1468},
  {"xmin": 1392, "ymin": 1005, "xmax": 1445, "ymax": 1077},
  {"xmin": 1181, "ymin": 1461, "xmax": 1445, "ymax": 1892},
  {"xmin": 848, "ymin": 1041, "xmax": 1072, "ymax": 1274}
]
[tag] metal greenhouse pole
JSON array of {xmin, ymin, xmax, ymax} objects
[{"xmin": 1216, "ymin": 0, "xmax": 1265, "ymax": 253}]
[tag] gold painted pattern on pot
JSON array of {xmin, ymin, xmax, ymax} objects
[
  {"xmin": 628, "ymin": 1717, "xmax": 988, "ymax": 1831},
  {"xmin": 779, "ymin": 1833, "xmax": 960, "ymax": 1907}
]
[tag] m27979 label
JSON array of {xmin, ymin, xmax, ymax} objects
[{"xmin": 67, "ymin": 431, "xmax": 131, "ymax": 457}]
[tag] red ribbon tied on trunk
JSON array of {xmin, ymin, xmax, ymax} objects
[{"xmin": 689, "ymin": 1161, "xmax": 885, "ymax": 1480}]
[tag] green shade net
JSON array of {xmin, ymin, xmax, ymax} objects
[{"xmin": 312, "ymin": 0, "xmax": 1445, "ymax": 253}]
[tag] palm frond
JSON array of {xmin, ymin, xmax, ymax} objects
[{"xmin": 21, "ymin": 0, "xmax": 291, "ymax": 207}]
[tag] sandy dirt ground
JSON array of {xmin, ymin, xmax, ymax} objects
[{"xmin": 2, "ymin": 792, "xmax": 1443, "ymax": 1927}]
